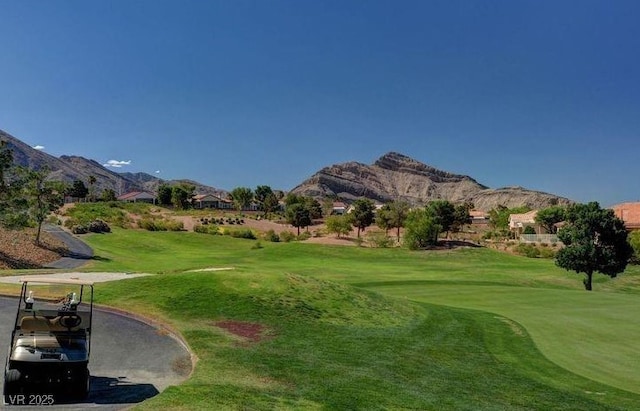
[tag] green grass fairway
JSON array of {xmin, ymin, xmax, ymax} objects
[{"xmin": 75, "ymin": 229, "xmax": 640, "ymax": 409}]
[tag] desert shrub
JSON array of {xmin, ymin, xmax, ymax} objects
[
  {"xmin": 297, "ymin": 232, "xmax": 311, "ymax": 241},
  {"xmin": 229, "ymin": 229, "xmax": 256, "ymax": 239},
  {"xmin": 88, "ymin": 219, "xmax": 111, "ymax": 233},
  {"xmin": 164, "ymin": 219, "xmax": 184, "ymax": 231},
  {"xmin": 194, "ymin": 224, "xmax": 220, "ymax": 235},
  {"xmin": 251, "ymin": 241, "xmax": 263, "ymax": 249},
  {"xmin": 264, "ymin": 229, "xmax": 280, "ymax": 242},
  {"xmin": 71, "ymin": 225, "xmax": 88, "ymax": 234},
  {"xmin": 138, "ymin": 218, "xmax": 166, "ymax": 231},
  {"xmin": 279, "ymin": 231, "xmax": 296, "ymax": 243},
  {"xmin": 539, "ymin": 247, "xmax": 556, "ymax": 259},
  {"xmin": 366, "ymin": 231, "xmax": 393, "ymax": 248},
  {"xmin": 515, "ymin": 243, "xmax": 540, "ymax": 258}
]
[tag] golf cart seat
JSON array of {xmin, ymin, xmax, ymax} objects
[{"xmin": 19, "ymin": 316, "xmax": 50, "ymax": 333}]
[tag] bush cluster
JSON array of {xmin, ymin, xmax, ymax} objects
[
  {"xmin": 224, "ymin": 228, "xmax": 256, "ymax": 239},
  {"xmin": 70, "ymin": 219, "xmax": 111, "ymax": 234},
  {"xmin": 138, "ymin": 218, "xmax": 184, "ymax": 232},
  {"xmin": 193, "ymin": 224, "xmax": 220, "ymax": 235},
  {"xmin": 199, "ymin": 217, "xmax": 244, "ymax": 225},
  {"xmin": 514, "ymin": 243, "xmax": 556, "ymax": 259},
  {"xmin": 264, "ymin": 229, "xmax": 280, "ymax": 242}
]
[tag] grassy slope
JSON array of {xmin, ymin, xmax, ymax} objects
[{"xmin": 80, "ymin": 229, "xmax": 640, "ymax": 410}]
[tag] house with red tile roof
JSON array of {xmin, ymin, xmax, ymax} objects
[{"xmin": 611, "ymin": 202, "xmax": 640, "ymax": 230}]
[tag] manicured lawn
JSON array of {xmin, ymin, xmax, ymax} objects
[{"xmin": 77, "ymin": 229, "xmax": 640, "ymax": 409}]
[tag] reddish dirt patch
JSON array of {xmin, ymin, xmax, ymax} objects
[{"xmin": 214, "ymin": 320, "xmax": 270, "ymax": 343}]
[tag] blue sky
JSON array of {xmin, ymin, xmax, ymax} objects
[{"xmin": 1, "ymin": 0, "xmax": 639, "ymax": 206}]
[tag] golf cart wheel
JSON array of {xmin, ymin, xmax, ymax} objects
[
  {"xmin": 3, "ymin": 369, "xmax": 21, "ymax": 399},
  {"xmin": 72, "ymin": 369, "xmax": 90, "ymax": 400}
]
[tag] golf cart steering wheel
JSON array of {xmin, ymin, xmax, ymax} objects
[{"xmin": 59, "ymin": 315, "xmax": 82, "ymax": 328}]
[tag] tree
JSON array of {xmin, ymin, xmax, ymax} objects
[
  {"xmin": 426, "ymin": 200, "xmax": 455, "ymax": 241},
  {"xmin": 303, "ymin": 197, "xmax": 323, "ymax": 220},
  {"xmin": 629, "ymin": 231, "xmax": 640, "ymax": 264},
  {"xmin": 325, "ymin": 215, "xmax": 352, "ymax": 238},
  {"xmin": 285, "ymin": 203, "xmax": 311, "ymax": 235},
  {"xmin": 535, "ymin": 205, "xmax": 566, "ymax": 234},
  {"xmin": 19, "ymin": 168, "xmax": 64, "ymax": 245},
  {"xmin": 451, "ymin": 202, "xmax": 473, "ymax": 235},
  {"xmin": 262, "ymin": 192, "xmax": 280, "ymax": 218},
  {"xmin": 253, "ymin": 186, "xmax": 278, "ymax": 217},
  {"xmin": 171, "ymin": 183, "xmax": 195, "ymax": 210},
  {"xmin": 375, "ymin": 203, "xmax": 393, "ymax": 235},
  {"xmin": 0, "ymin": 140, "xmax": 20, "ymax": 227},
  {"xmin": 65, "ymin": 180, "xmax": 89, "ymax": 200},
  {"xmin": 230, "ymin": 187, "xmax": 253, "ymax": 213},
  {"xmin": 88, "ymin": 175, "xmax": 97, "ymax": 202},
  {"xmin": 157, "ymin": 183, "xmax": 172, "ymax": 206},
  {"xmin": 403, "ymin": 209, "xmax": 441, "ymax": 250},
  {"xmin": 348, "ymin": 198, "xmax": 375, "ymax": 238},
  {"xmin": 101, "ymin": 188, "xmax": 117, "ymax": 202},
  {"xmin": 556, "ymin": 202, "xmax": 633, "ymax": 291}
]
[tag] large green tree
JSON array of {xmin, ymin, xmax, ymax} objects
[
  {"xmin": 230, "ymin": 187, "xmax": 254, "ymax": 213},
  {"xmin": 556, "ymin": 202, "xmax": 633, "ymax": 291},
  {"xmin": 157, "ymin": 183, "xmax": 172, "ymax": 206},
  {"xmin": 65, "ymin": 180, "xmax": 89, "ymax": 200},
  {"xmin": 403, "ymin": 208, "xmax": 441, "ymax": 250},
  {"xmin": 19, "ymin": 168, "xmax": 65, "ymax": 245},
  {"xmin": 171, "ymin": 183, "xmax": 195, "ymax": 210},
  {"xmin": 426, "ymin": 200, "xmax": 455, "ymax": 241},
  {"xmin": 535, "ymin": 205, "xmax": 566, "ymax": 234},
  {"xmin": 451, "ymin": 202, "xmax": 473, "ymax": 235},
  {"xmin": 325, "ymin": 215, "xmax": 352, "ymax": 238},
  {"xmin": 285, "ymin": 202, "xmax": 311, "ymax": 235},
  {"xmin": 348, "ymin": 198, "xmax": 375, "ymax": 238}
]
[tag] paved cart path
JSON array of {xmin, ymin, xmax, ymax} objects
[{"xmin": 0, "ymin": 297, "xmax": 192, "ymax": 410}]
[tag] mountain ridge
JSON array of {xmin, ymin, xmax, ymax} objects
[
  {"xmin": 2, "ymin": 129, "xmax": 572, "ymax": 210},
  {"xmin": 291, "ymin": 152, "xmax": 572, "ymax": 211}
]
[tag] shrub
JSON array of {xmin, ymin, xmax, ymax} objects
[
  {"xmin": 138, "ymin": 218, "xmax": 166, "ymax": 231},
  {"xmin": 71, "ymin": 225, "xmax": 88, "ymax": 234},
  {"xmin": 264, "ymin": 229, "xmax": 280, "ymax": 242},
  {"xmin": 523, "ymin": 226, "xmax": 536, "ymax": 235},
  {"xmin": 297, "ymin": 232, "xmax": 311, "ymax": 241},
  {"xmin": 515, "ymin": 243, "xmax": 540, "ymax": 258},
  {"xmin": 366, "ymin": 231, "xmax": 393, "ymax": 248},
  {"xmin": 88, "ymin": 219, "xmax": 111, "ymax": 233},
  {"xmin": 280, "ymin": 231, "xmax": 296, "ymax": 243},
  {"xmin": 229, "ymin": 229, "xmax": 256, "ymax": 239},
  {"xmin": 539, "ymin": 247, "xmax": 556, "ymax": 259},
  {"xmin": 194, "ymin": 224, "xmax": 220, "ymax": 235}
]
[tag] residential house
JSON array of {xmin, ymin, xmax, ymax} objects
[
  {"xmin": 331, "ymin": 201, "xmax": 347, "ymax": 215},
  {"xmin": 611, "ymin": 202, "xmax": 640, "ymax": 231},
  {"xmin": 508, "ymin": 210, "xmax": 539, "ymax": 234},
  {"xmin": 193, "ymin": 194, "xmax": 223, "ymax": 209}
]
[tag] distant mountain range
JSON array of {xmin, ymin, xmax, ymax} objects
[
  {"xmin": 0, "ymin": 129, "xmax": 226, "ymax": 197},
  {"xmin": 291, "ymin": 152, "xmax": 573, "ymax": 211},
  {"xmin": 2, "ymin": 129, "xmax": 572, "ymax": 210}
]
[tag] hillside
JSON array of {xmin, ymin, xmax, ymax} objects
[
  {"xmin": 0, "ymin": 129, "xmax": 223, "ymax": 196},
  {"xmin": 291, "ymin": 152, "xmax": 572, "ymax": 210}
]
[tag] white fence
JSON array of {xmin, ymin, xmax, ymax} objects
[{"xmin": 519, "ymin": 234, "xmax": 560, "ymax": 244}]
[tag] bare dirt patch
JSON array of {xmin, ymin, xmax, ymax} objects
[{"xmin": 214, "ymin": 320, "xmax": 271, "ymax": 343}]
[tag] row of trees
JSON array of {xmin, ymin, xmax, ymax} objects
[{"xmin": 0, "ymin": 141, "xmax": 64, "ymax": 245}]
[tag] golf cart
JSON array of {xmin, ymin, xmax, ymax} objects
[{"xmin": 3, "ymin": 277, "xmax": 93, "ymax": 403}]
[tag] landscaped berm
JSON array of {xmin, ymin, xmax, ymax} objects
[{"xmin": 3, "ymin": 206, "xmax": 640, "ymax": 410}]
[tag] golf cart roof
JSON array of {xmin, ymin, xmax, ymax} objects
[{"xmin": 19, "ymin": 277, "xmax": 95, "ymax": 286}]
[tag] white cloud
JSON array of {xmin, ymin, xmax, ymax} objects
[
  {"xmin": 155, "ymin": 170, "xmax": 161, "ymax": 174},
  {"xmin": 103, "ymin": 160, "xmax": 132, "ymax": 168},
  {"xmin": 32, "ymin": 145, "xmax": 45, "ymax": 150}
]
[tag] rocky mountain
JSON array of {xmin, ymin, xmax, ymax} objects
[
  {"xmin": 0, "ymin": 129, "xmax": 224, "ymax": 197},
  {"xmin": 290, "ymin": 152, "xmax": 572, "ymax": 211}
]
